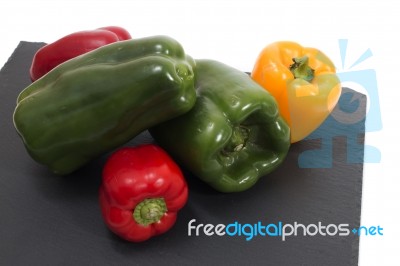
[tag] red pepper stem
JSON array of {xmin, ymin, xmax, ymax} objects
[
  {"xmin": 133, "ymin": 198, "xmax": 167, "ymax": 226},
  {"xmin": 289, "ymin": 56, "xmax": 315, "ymax": 82}
]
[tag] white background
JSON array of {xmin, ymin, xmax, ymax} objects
[{"xmin": 1, "ymin": 0, "xmax": 398, "ymax": 265}]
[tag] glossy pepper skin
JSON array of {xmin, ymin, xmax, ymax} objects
[
  {"xmin": 251, "ymin": 41, "xmax": 341, "ymax": 143},
  {"xmin": 13, "ymin": 36, "xmax": 196, "ymax": 175},
  {"xmin": 150, "ymin": 59, "xmax": 290, "ymax": 193},
  {"xmin": 99, "ymin": 145, "xmax": 188, "ymax": 242},
  {"xmin": 29, "ymin": 26, "xmax": 132, "ymax": 81}
]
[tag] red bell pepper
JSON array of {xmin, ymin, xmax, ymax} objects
[
  {"xmin": 29, "ymin": 26, "xmax": 131, "ymax": 81},
  {"xmin": 97, "ymin": 26, "xmax": 132, "ymax": 40},
  {"xmin": 99, "ymin": 145, "xmax": 188, "ymax": 242}
]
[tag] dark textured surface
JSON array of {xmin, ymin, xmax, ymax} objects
[{"xmin": 0, "ymin": 42, "xmax": 364, "ymax": 266}]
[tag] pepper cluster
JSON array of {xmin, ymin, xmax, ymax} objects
[{"xmin": 12, "ymin": 26, "xmax": 340, "ymax": 242}]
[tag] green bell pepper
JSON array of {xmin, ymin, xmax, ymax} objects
[
  {"xmin": 13, "ymin": 36, "xmax": 196, "ymax": 175},
  {"xmin": 150, "ymin": 59, "xmax": 291, "ymax": 193}
]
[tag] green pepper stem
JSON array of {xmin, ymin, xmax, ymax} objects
[
  {"xmin": 133, "ymin": 198, "xmax": 167, "ymax": 226},
  {"xmin": 223, "ymin": 125, "xmax": 250, "ymax": 154},
  {"xmin": 289, "ymin": 56, "xmax": 315, "ymax": 82}
]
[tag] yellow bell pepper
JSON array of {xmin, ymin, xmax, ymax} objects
[{"xmin": 251, "ymin": 41, "xmax": 341, "ymax": 143}]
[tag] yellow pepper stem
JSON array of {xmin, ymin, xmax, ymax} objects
[{"xmin": 289, "ymin": 56, "xmax": 315, "ymax": 82}]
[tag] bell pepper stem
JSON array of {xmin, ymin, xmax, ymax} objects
[
  {"xmin": 223, "ymin": 125, "xmax": 250, "ymax": 154},
  {"xmin": 289, "ymin": 56, "xmax": 315, "ymax": 82},
  {"xmin": 133, "ymin": 198, "xmax": 167, "ymax": 226}
]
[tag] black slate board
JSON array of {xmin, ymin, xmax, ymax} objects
[{"xmin": 0, "ymin": 42, "xmax": 364, "ymax": 266}]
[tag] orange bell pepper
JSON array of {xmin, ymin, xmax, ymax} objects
[{"xmin": 251, "ymin": 41, "xmax": 341, "ymax": 143}]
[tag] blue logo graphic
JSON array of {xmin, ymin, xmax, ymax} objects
[
  {"xmin": 298, "ymin": 39, "xmax": 382, "ymax": 168},
  {"xmin": 351, "ymin": 225, "xmax": 383, "ymax": 236}
]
